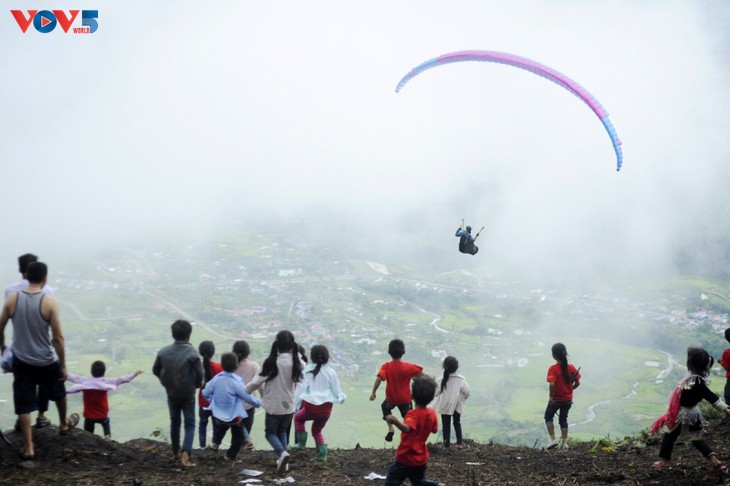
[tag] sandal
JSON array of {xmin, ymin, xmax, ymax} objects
[
  {"xmin": 60, "ymin": 413, "xmax": 79, "ymax": 436},
  {"xmin": 651, "ymin": 460, "xmax": 671, "ymax": 470},
  {"xmin": 712, "ymin": 463, "xmax": 728, "ymax": 475}
]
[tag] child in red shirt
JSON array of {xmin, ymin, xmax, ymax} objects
[
  {"xmin": 544, "ymin": 342, "xmax": 581, "ymax": 450},
  {"xmin": 66, "ymin": 361, "xmax": 142, "ymax": 439},
  {"xmin": 370, "ymin": 339, "xmax": 423, "ymax": 442},
  {"xmin": 384, "ymin": 375, "xmax": 442, "ymax": 486},
  {"xmin": 198, "ymin": 340, "xmax": 223, "ymax": 449},
  {"xmin": 719, "ymin": 328, "xmax": 730, "ymax": 404}
]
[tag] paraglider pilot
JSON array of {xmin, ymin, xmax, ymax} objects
[{"xmin": 455, "ymin": 226, "xmax": 479, "ymax": 256}]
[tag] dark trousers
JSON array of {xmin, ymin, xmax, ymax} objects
[
  {"xmin": 441, "ymin": 412, "xmax": 462, "ymax": 447},
  {"xmin": 384, "ymin": 461, "xmax": 440, "ymax": 486},
  {"xmin": 84, "ymin": 417, "xmax": 111, "ymax": 436},
  {"xmin": 212, "ymin": 417, "xmax": 248, "ymax": 460},
  {"xmin": 724, "ymin": 378, "xmax": 730, "ymax": 405},
  {"xmin": 659, "ymin": 423, "xmax": 713, "ymax": 461},
  {"xmin": 167, "ymin": 395, "xmax": 195, "ymax": 455},
  {"xmin": 544, "ymin": 400, "xmax": 572, "ymax": 429},
  {"xmin": 198, "ymin": 407, "xmax": 211, "ymax": 448},
  {"xmin": 381, "ymin": 400, "xmax": 412, "ymax": 420}
]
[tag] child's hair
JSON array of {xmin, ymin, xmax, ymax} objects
[
  {"xmin": 412, "ymin": 375, "xmax": 436, "ymax": 406},
  {"xmin": 441, "ymin": 356, "xmax": 459, "ymax": 392},
  {"xmin": 232, "ymin": 340, "xmax": 251, "ymax": 362},
  {"xmin": 221, "ymin": 352, "xmax": 238, "ymax": 373},
  {"xmin": 388, "ymin": 339, "xmax": 405, "ymax": 359},
  {"xmin": 298, "ymin": 344, "xmax": 309, "ymax": 364},
  {"xmin": 199, "ymin": 341, "xmax": 216, "ymax": 382},
  {"xmin": 551, "ymin": 343, "xmax": 571, "ymax": 385},
  {"xmin": 91, "ymin": 360, "xmax": 106, "ymax": 378},
  {"xmin": 725, "ymin": 328, "xmax": 730, "ymax": 343},
  {"xmin": 687, "ymin": 346, "xmax": 714, "ymax": 377},
  {"xmin": 260, "ymin": 330, "xmax": 303, "ymax": 383},
  {"xmin": 171, "ymin": 319, "xmax": 192, "ymax": 341},
  {"xmin": 308, "ymin": 344, "xmax": 330, "ymax": 378}
]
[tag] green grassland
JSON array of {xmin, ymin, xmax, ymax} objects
[{"xmin": 2, "ymin": 234, "xmax": 729, "ymax": 450}]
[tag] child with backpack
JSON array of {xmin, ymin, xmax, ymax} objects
[{"xmin": 651, "ymin": 346, "xmax": 730, "ymax": 472}]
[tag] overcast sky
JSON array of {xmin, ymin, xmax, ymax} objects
[{"xmin": 2, "ymin": 1, "xmax": 729, "ymax": 282}]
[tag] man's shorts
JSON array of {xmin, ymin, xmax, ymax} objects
[
  {"xmin": 381, "ymin": 399, "xmax": 412, "ymax": 420},
  {"xmin": 12, "ymin": 358, "xmax": 66, "ymax": 415}
]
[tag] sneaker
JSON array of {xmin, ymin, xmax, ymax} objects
[
  {"xmin": 385, "ymin": 431, "xmax": 394, "ymax": 442},
  {"xmin": 546, "ymin": 440, "xmax": 558, "ymax": 450},
  {"xmin": 35, "ymin": 416, "xmax": 51, "ymax": 428},
  {"xmin": 560, "ymin": 442, "xmax": 569, "ymax": 450},
  {"xmin": 207, "ymin": 443, "xmax": 219, "ymax": 452},
  {"xmin": 276, "ymin": 451, "xmax": 290, "ymax": 474}
]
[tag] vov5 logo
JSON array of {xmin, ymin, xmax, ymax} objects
[{"xmin": 11, "ymin": 10, "xmax": 98, "ymax": 34}]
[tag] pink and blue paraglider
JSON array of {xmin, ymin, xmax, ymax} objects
[{"xmin": 396, "ymin": 50, "xmax": 623, "ymax": 171}]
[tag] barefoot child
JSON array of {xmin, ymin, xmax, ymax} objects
[
  {"xmin": 152, "ymin": 319, "xmax": 204, "ymax": 467},
  {"xmin": 197, "ymin": 341, "xmax": 222, "ymax": 448},
  {"xmin": 66, "ymin": 361, "xmax": 142, "ymax": 439},
  {"xmin": 202, "ymin": 352, "xmax": 260, "ymax": 462},
  {"xmin": 434, "ymin": 356, "xmax": 470, "ymax": 449},
  {"xmin": 292, "ymin": 344, "xmax": 346, "ymax": 461},
  {"xmin": 651, "ymin": 346, "xmax": 730, "ymax": 472},
  {"xmin": 246, "ymin": 330, "xmax": 303, "ymax": 474},
  {"xmin": 384, "ymin": 375, "xmax": 442, "ymax": 486},
  {"xmin": 370, "ymin": 339, "xmax": 423, "ymax": 442},
  {"xmin": 545, "ymin": 342, "xmax": 581, "ymax": 450}
]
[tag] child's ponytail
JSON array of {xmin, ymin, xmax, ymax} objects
[
  {"xmin": 308, "ymin": 344, "xmax": 330, "ymax": 378},
  {"xmin": 198, "ymin": 341, "xmax": 216, "ymax": 383},
  {"xmin": 441, "ymin": 356, "xmax": 459, "ymax": 392},
  {"xmin": 551, "ymin": 343, "xmax": 571, "ymax": 385}
]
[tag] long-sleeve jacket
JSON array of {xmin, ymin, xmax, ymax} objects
[
  {"xmin": 434, "ymin": 373, "xmax": 470, "ymax": 415},
  {"xmin": 295, "ymin": 363, "xmax": 346, "ymax": 409},
  {"xmin": 67, "ymin": 371, "xmax": 138, "ymax": 394},
  {"xmin": 202, "ymin": 371, "xmax": 261, "ymax": 422},
  {"xmin": 152, "ymin": 340, "xmax": 203, "ymax": 400}
]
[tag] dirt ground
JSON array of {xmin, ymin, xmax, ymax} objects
[{"xmin": 2, "ymin": 419, "xmax": 730, "ymax": 485}]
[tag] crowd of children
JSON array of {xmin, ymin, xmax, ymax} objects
[{"xmin": 6, "ymin": 284, "xmax": 730, "ymax": 483}]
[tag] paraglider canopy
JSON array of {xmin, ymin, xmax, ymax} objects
[{"xmin": 396, "ymin": 50, "xmax": 623, "ymax": 171}]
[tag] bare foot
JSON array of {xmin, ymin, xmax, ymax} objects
[{"xmin": 180, "ymin": 450, "xmax": 196, "ymax": 468}]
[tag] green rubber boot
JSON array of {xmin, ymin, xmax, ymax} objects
[
  {"xmin": 292, "ymin": 431, "xmax": 308, "ymax": 451},
  {"xmin": 314, "ymin": 443, "xmax": 328, "ymax": 461}
]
